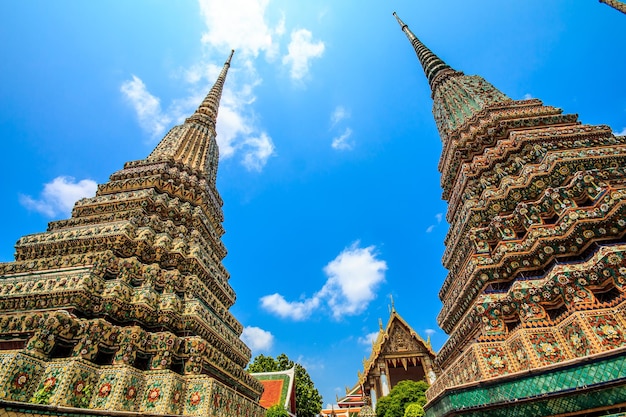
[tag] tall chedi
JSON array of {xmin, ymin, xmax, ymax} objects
[
  {"xmin": 394, "ymin": 13, "xmax": 626, "ymax": 417},
  {"xmin": 0, "ymin": 51, "xmax": 266, "ymax": 417}
]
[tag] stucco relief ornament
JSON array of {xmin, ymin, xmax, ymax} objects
[
  {"xmin": 13, "ymin": 372, "xmax": 29, "ymax": 389},
  {"xmin": 98, "ymin": 383, "xmax": 112, "ymax": 397},
  {"xmin": 488, "ymin": 354, "xmax": 505, "ymax": 369},
  {"xmin": 570, "ymin": 333, "xmax": 583, "ymax": 351},
  {"xmin": 600, "ymin": 324, "xmax": 620, "ymax": 340},
  {"xmin": 190, "ymin": 392, "xmax": 202, "ymax": 406},
  {"xmin": 539, "ymin": 342, "xmax": 558, "ymax": 358},
  {"xmin": 125, "ymin": 386, "xmax": 137, "ymax": 400}
]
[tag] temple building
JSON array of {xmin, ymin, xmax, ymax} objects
[
  {"xmin": 251, "ymin": 368, "xmax": 297, "ymax": 416},
  {"xmin": 358, "ymin": 307, "xmax": 437, "ymax": 406},
  {"xmin": 0, "ymin": 51, "xmax": 265, "ymax": 416},
  {"xmin": 320, "ymin": 384, "xmax": 364, "ymax": 417},
  {"xmin": 394, "ymin": 12, "xmax": 626, "ymax": 417}
]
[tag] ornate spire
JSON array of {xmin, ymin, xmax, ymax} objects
[
  {"xmin": 393, "ymin": 12, "xmax": 457, "ymax": 93},
  {"xmin": 599, "ymin": 0, "xmax": 626, "ymax": 13},
  {"xmin": 393, "ymin": 13, "xmax": 510, "ymax": 139},
  {"xmin": 147, "ymin": 50, "xmax": 235, "ymax": 183},
  {"xmin": 188, "ymin": 49, "xmax": 235, "ymax": 126}
]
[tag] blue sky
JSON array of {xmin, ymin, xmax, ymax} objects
[{"xmin": 1, "ymin": 0, "xmax": 625, "ymax": 407}]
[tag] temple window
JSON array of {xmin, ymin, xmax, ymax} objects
[
  {"xmin": 545, "ymin": 302, "xmax": 568, "ymax": 322},
  {"xmin": 541, "ymin": 212, "xmax": 560, "ymax": 225},
  {"xmin": 505, "ymin": 318, "xmax": 521, "ymax": 333},
  {"xmin": 592, "ymin": 282, "xmax": 623, "ymax": 304},
  {"xmin": 134, "ymin": 352, "xmax": 152, "ymax": 371},
  {"xmin": 575, "ymin": 195, "xmax": 595, "ymax": 208},
  {"xmin": 49, "ymin": 339, "xmax": 76, "ymax": 359},
  {"xmin": 93, "ymin": 346, "xmax": 116, "ymax": 365}
]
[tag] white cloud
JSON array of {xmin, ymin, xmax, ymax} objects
[
  {"xmin": 295, "ymin": 355, "xmax": 325, "ymax": 371},
  {"xmin": 260, "ymin": 242, "xmax": 387, "ymax": 321},
  {"xmin": 121, "ymin": 75, "xmax": 173, "ymax": 139},
  {"xmin": 320, "ymin": 242, "xmax": 387, "ymax": 319},
  {"xmin": 424, "ymin": 328, "xmax": 436, "ymax": 337},
  {"xmin": 358, "ymin": 331, "xmax": 379, "ymax": 347},
  {"xmin": 198, "ymin": 0, "xmax": 279, "ymax": 59},
  {"xmin": 426, "ymin": 212, "xmax": 444, "ymax": 233},
  {"xmin": 122, "ymin": 2, "xmax": 323, "ymax": 171},
  {"xmin": 616, "ymin": 127, "xmax": 626, "ymax": 136},
  {"xmin": 20, "ymin": 176, "xmax": 97, "ymax": 218},
  {"xmin": 121, "ymin": 1, "xmax": 283, "ymax": 173},
  {"xmin": 241, "ymin": 133, "xmax": 275, "ymax": 171},
  {"xmin": 282, "ymin": 29, "xmax": 325, "ymax": 81},
  {"xmin": 241, "ymin": 326, "xmax": 274, "ymax": 352},
  {"xmin": 331, "ymin": 128, "xmax": 354, "ymax": 151},
  {"xmin": 331, "ymin": 106, "xmax": 350, "ymax": 127},
  {"xmin": 260, "ymin": 293, "xmax": 320, "ymax": 321},
  {"xmin": 523, "ymin": 93, "xmax": 533, "ymax": 100},
  {"xmin": 275, "ymin": 12, "xmax": 286, "ymax": 37}
]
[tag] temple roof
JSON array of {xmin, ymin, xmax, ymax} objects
[
  {"xmin": 337, "ymin": 383, "xmax": 364, "ymax": 408},
  {"xmin": 251, "ymin": 367, "xmax": 297, "ymax": 415},
  {"xmin": 358, "ymin": 308, "xmax": 435, "ymax": 385}
]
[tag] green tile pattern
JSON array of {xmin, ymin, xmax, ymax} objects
[{"xmin": 425, "ymin": 353, "xmax": 626, "ymax": 417}]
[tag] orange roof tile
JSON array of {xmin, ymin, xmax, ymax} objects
[{"xmin": 259, "ymin": 379, "xmax": 285, "ymax": 409}]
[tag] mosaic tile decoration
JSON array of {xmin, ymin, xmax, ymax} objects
[{"xmin": 425, "ymin": 350, "xmax": 626, "ymax": 417}]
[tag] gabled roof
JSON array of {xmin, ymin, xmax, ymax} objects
[
  {"xmin": 358, "ymin": 308, "xmax": 435, "ymax": 384},
  {"xmin": 251, "ymin": 367, "xmax": 297, "ymax": 415},
  {"xmin": 337, "ymin": 383, "xmax": 364, "ymax": 408}
]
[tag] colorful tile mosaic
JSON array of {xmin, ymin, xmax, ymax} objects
[
  {"xmin": 424, "ymin": 350, "xmax": 626, "ymax": 417},
  {"xmin": 0, "ymin": 51, "xmax": 265, "ymax": 416}
]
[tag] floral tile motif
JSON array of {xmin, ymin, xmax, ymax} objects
[
  {"xmin": 184, "ymin": 376, "xmax": 213, "ymax": 416},
  {"xmin": 508, "ymin": 337, "xmax": 530, "ymax": 371},
  {"xmin": 586, "ymin": 313, "xmax": 626, "ymax": 350},
  {"xmin": 91, "ymin": 371, "xmax": 119, "ymax": 410},
  {"xmin": 560, "ymin": 319, "xmax": 592, "ymax": 357},
  {"xmin": 140, "ymin": 370, "xmax": 178, "ymax": 414},
  {"xmin": 165, "ymin": 374, "xmax": 184, "ymax": 415},
  {"xmin": 479, "ymin": 345, "xmax": 511, "ymax": 378},
  {"xmin": 55, "ymin": 359, "xmax": 99, "ymax": 408},
  {"xmin": 29, "ymin": 362, "xmax": 67, "ymax": 406},
  {"xmin": 0, "ymin": 352, "xmax": 44, "ymax": 402},
  {"xmin": 527, "ymin": 331, "xmax": 567, "ymax": 366}
]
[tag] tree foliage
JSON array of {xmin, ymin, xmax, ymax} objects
[
  {"xmin": 266, "ymin": 404, "xmax": 290, "ymax": 417},
  {"xmin": 248, "ymin": 354, "xmax": 323, "ymax": 417},
  {"xmin": 403, "ymin": 403, "xmax": 424, "ymax": 417},
  {"xmin": 375, "ymin": 380, "xmax": 429, "ymax": 417}
]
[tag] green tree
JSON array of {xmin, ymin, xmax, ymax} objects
[
  {"xmin": 375, "ymin": 380, "xmax": 429, "ymax": 417},
  {"xmin": 403, "ymin": 403, "xmax": 424, "ymax": 417},
  {"xmin": 266, "ymin": 404, "xmax": 290, "ymax": 417},
  {"xmin": 248, "ymin": 354, "xmax": 323, "ymax": 417}
]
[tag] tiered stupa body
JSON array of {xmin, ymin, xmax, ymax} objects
[
  {"xmin": 395, "ymin": 13, "xmax": 626, "ymax": 417},
  {"xmin": 0, "ymin": 51, "xmax": 265, "ymax": 416}
]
